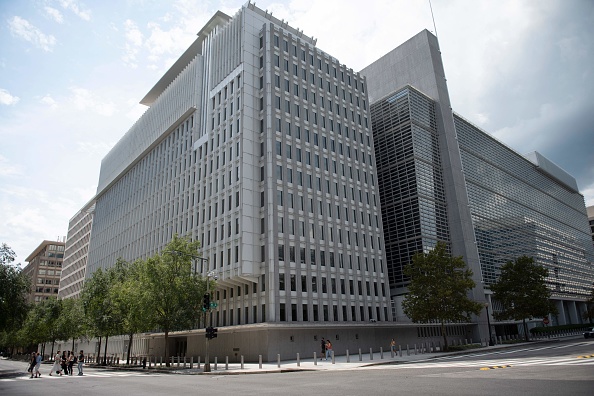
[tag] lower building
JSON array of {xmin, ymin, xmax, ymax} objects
[{"xmin": 23, "ymin": 240, "xmax": 65, "ymax": 303}]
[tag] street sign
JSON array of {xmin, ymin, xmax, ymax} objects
[{"xmin": 543, "ymin": 317, "xmax": 550, "ymax": 325}]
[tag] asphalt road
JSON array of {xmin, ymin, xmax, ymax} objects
[{"xmin": 1, "ymin": 338, "xmax": 593, "ymax": 396}]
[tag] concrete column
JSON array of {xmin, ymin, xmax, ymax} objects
[
  {"xmin": 556, "ymin": 300, "xmax": 567, "ymax": 325},
  {"xmin": 568, "ymin": 301, "xmax": 579, "ymax": 324}
]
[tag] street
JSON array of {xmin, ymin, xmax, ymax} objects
[{"xmin": 1, "ymin": 338, "xmax": 593, "ymax": 395}]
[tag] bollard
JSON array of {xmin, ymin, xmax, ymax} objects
[
  {"xmin": 177, "ymin": 355, "xmax": 180, "ymax": 368},
  {"xmin": 142, "ymin": 357, "xmax": 147, "ymax": 369},
  {"xmin": 407, "ymin": 344, "xmax": 410, "ymax": 356},
  {"xmin": 399, "ymin": 345, "xmax": 402, "ymax": 357},
  {"xmin": 190, "ymin": 356, "xmax": 193, "ymax": 369},
  {"xmin": 314, "ymin": 352, "xmax": 317, "ymax": 365},
  {"xmin": 297, "ymin": 353, "xmax": 300, "ymax": 367},
  {"xmin": 197, "ymin": 356, "xmax": 201, "ymax": 369},
  {"xmin": 259, "ymin": 355, "xmax": 262, "ymax": 369},
  {"xmin": 160, "ymin": 356, "xmax": 163, "ymax": 367},
  {"xmin": 241, "ymin": 355, "xmax": 244, "ymax": 370},
  {"xmin": 184, "ymin": 355, "xmax": 187, "ymax": 368},
  {"xmin": 332, "ymin": 351, "xmax": 335, "ymax": 364},
  {"xmin": 380, "ymin": 347, "xmax": 384, "ymax": 359},
  {"xmin": 225, "ymin": 356, "xmax": 228, "ymax": 370},
  {"xmin": 391, "ymin": 347, "xmax": 394, "ymax": 358},
  {"xmin": 214, "ymin": 357, "xmax": 218, "ymax": 371},
  {"xmin": 431, "ymin": 341, "xmax": 435, "ymax": 353},
  {"xmin": 346, "ymin": 349, "xmax": 350, "ymax": 363},
  {"xmin": 359, "ymin": 348, "xmax": 362, "ymax": 361},
  {"xmin": 370, "ymin": 348, "xmax": 373, "ymax": 360},
  {"xmin": 277, "ymin": 354, "xmax": 281, "ymax": 368},
  {"xmin": 414, "ymin": 344, "xmax": 418, "ymax": 355},
  {"xmin": 149, "ymin": 357, "xmax": 152, "ymax": 368}
]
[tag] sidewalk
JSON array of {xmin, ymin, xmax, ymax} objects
[{"xmin": 136, "ymin": 335, "xmax": 579, "ymax": 375}]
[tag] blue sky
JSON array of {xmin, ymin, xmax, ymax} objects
[{"xmin": 1, "ymin": 0, "xmax": 593, "ymax": 262}]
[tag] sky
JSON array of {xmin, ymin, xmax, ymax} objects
[{"xmin": 1, "ymin": 0, "xmax": 593, "ymax": 263}]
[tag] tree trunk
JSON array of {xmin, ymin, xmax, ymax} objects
[
  {"xmin": 441, "ymin": 321, "xmax": 448, "ymax": 352},
  {"xmin": 72, "ymin": 337, "xmax": 75, "ymax": 352},
  {"xmin": 103, "ymin": 335, "xmax": 109, "ymax": 365},
  {"xmin": 165, "ymin": 330, "xmax": 170, "ymax": 367},
  {"xmin": 523, "ymin": 319, "xmax": 529, "ymax": 342},
  {"xmin": 97, "ymin": 336, "xmax": 102, "ymax": 364},
  {"xmin": 50, "ymin": 341, "xmax": 55, "ymax": 360},
  {"xmin": 127, "ymin": 333, "xmax": 133, "ymax": 365}
]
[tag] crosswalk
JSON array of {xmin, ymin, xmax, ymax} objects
[
  {"xmin": 375, "ymin": 355, "xmax": 594, "ymax": 370},
  {"xmin": 0, "ymin": 370, "xmax": 164, "ymax": 382}
]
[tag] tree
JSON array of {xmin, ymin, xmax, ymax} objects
[
  {"xmin": 81, "ymin": 267, "xmax": 121, "ymax": 364},
  {"xmin": 491, "ymin": 256, "xmax": 558, "ymax": 341},
  {"xmin": 109, "ymin": 258, "xmax": 151, "ymax": 364},
  {"xmin": 402, "ymin": 242, "xmax": 483, "ymax": 351},
  {"xmin": 138, "ymin": 235, "xmax": 210, "ymax": 366},
  {"xmin": 0, "ymin": 243, "xmax": 31, "ymax": 335}
]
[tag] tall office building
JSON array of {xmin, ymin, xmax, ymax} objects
[
  {"xmin": 82, "ymin": 2, "xmax": 390, "ymax": 358},
  {"xmin": 361, "ymin": 30, "xmax": 594, "ymax": 331},
  {"xmin": 58, "ymin": 200, "xmax": 95, "ymax": 299}
]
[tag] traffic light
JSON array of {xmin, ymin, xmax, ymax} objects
[
  {"xmin": 206, "ymin": 326, "xmax": 218, "ymax": 339},
  {"xmin": 203, "ymin": 293, "xmax": 210, "ymax": 312}
]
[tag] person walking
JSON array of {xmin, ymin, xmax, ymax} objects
[
  {"xmin": 60, "ymin": 351, "xmax": 68, "ymax": 375},
  {"xmin": 390, "ymin": 338, "xmax": 396, "ymax": 354},
  {"xmin": 320, "ymin": 337, "xmax": 326, "ymax": 360},
  {"xmin": 77, "ymin": 350, "xmax": 85, "ymax": 376},
  {"xmin": 67, "ymin": 351, "xmax": 75, "ymax": 375},
  {"xmin": 28, "ymin": 352, "xmax": 36, "ymax": 378},
  {"xmin": 325, "ymin": 340, "xmax": 333, "ymax": 360},
  {"xmin": 33, "ymin": 352, "xmax": 42, "ymax": 378},
  {"xmin": 49, "ymin": 351, "xmax": 62, "ymax": 376}
]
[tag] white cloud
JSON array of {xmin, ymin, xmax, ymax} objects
[
  {"xmin": 7, "ymin": 16, "xmax": 56, "ymax": 52},
  {"xmin": 45, "ymin": 6, "xmax": 64, "ymax": 23},
  {"xmin": 58, "ymin": 0, "xmax": 91, "ymax": 21},
  {"xmin": 122, "ymin": 19, "xmax": 144, "ymax": 68},
  {"xmin": 0, "ymin": 88, "xmax": 20, "ymax": 105},
  {"xmin": 68, "ymin": 87, "xmax": 117, "ymax": 116},
  {"xmin": 40, "ymin": 94, "xmax": 58, "ymax": 108},
  {"xmin": 0, "ymin": 154, "xmax": 22, "ymax": 177}
]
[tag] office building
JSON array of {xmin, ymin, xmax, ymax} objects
[
  {"xmin": 23, "ymin": 240, "xmax": 65, "ymax": 304},
  {"xmin": 361, "ymin": 30, "xmax": 594, "ymax": 334},
  {"xmin": 81, "ymin": 2, "xmax": 391, "ymax": 360}
]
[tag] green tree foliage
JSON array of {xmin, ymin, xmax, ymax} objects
[
  {"xmin": 138, "ymin": 235, "xmax": 210, "ymax": 366},
  {"xmin": 490, "ymin": 256, "xmax": 558, "ymax": 341},
  {"xmin": 81, "ymin": 267, "xmax": 121, "ymax": 364},
  {"xmin": 109, "ymin": 258, "xmax": 151, "ymax": 364},
  {"xmin": 402, "ymin": 242, "xmax": 483, "ymax": 351},
  {"xmin": 0, "ymin": 243, "xmax": 31, "ymax": 335}
]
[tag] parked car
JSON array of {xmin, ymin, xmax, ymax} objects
[{"xmin": 584, "ymin": 328, "xmax": 594, "ymax": 338}]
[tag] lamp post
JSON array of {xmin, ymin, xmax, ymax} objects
[
  {"xmin": 485, "ymin": 302, "xmax": 494, "ymax": 346},
  {"xmin": 166, "ymin": 250, "xmax": 213, "ymax": 371}
]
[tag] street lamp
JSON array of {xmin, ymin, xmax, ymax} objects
[
  {"xmin": 165, "ymin": 250, "xmax": 214, "ymax": 372},
  {"xmin": 484, "ymin": 302, "xmax": 494, "ymax": 346}
]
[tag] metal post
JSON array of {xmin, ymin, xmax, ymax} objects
[
  {"xmin": 197, "ymin": 356, "xmax": 200, "ymax": 369},
  {"xmin": 346, "ymin": 349, "xmax": 350, "ymax": 363},
  {"xmin": 241, "ymin": 355, "xmax": 244, "ymax": 369},
  {"xmin": 414, "ymin": 344, "xmax": 417, "ymax": 355},
  {"xmin": 358, "ymin": 348, "xmax": 362, "ymax": 361},
  {"xmin": 190, "ymin": 356, "xmax": 193, "ymax": 369},
  {"xmin": 314, "ymin": 352, "xmax": 317, "ymax": 365},
  {"xmin": 407, "ymin": 344, "xmax": 410, "ymax": 356},
  {"xmin": 370, "ymin": 348, "xmax": 373, "ymax": 360},
  {"xmin": 183, "ymin": 355, "xmax": 186, "ymax": 368},
  {"xmin": 380, "ymin": 347, "xmax": 384, "ymax": 359},
  {"xmin": 331, "ymin": 351, "xmax": 335, "ymax": 364},
  {"xmin": 485, "ymin": 303, "xmax": 494, "ymax": 346},
  {"xmin": 177, "ymin": 355, "xmax": 180, "ymax": 368},
  {"xmin": 160, "ymin": 356, "xmax": 162, "ymax": 367},
  {"xmin": 259, "ymin": 355, "xmax": 262, "ymax": 369},
  {"xmin": 399, "ymin": 345, "xmax": 402, "ymax": 357},
  {"xmin": 214, "ymin": 356, "xmax": 217, "ymax": 371},
  {"xmin": 297, "ymin": 353, "xmax": 300, "ymax": 367},
  {"xmin": 225, "ymin": 356, "xmax": 228, "ymax": 370},
  {"xmin": 277, "ymin": 354, "xmax": 281, "ymax": 368}
]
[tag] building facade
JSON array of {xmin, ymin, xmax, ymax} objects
[
  {"xmin": 361, "ymin": 30, "xmax": 594, "ymax": 334},
  {"xmin": 587, "ymin": 205, "xmax": 594, "ymax": 245},
  {"xmin": 80, "ymin": 2, "xmax": 391, "ymax": 358},
  {"xmin": 58, "ymin": 200, "xmax": 95, "ymax": 299},
  {"xmin": 23, "ymin": 240, "xmax": 65, "ymax": 304}
]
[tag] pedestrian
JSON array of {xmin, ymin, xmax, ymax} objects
[
  {"xmin": 60, "ymin": 351, "xmax": 68, "ymax": 375},
  {"xmin": 28, "ymin": 352, "xmax": 36, "ymax": 378},
  {"xmin": 390, "ymin": 338, "xmax": 396, "ymax": 354},
  {"xmin": 320, "ymin": 337, "xmax": 326, "ymax": 359},
  {"xmin": 325, "ymin": 340, "xmax": 333, "ymax": 360},
  {"xmin": 33, "ymin": 352, "xmax": 42, "ymax": 378},
  {"xmin": 68, "ymin": 351, "xmax": 75, "ymax": 375},
  {"xmin": 49, "ymin": 351, "xmax": 62, "ymax": 376},
  {"xmin": 77, "ymin": 350, "xmax": 85, "ymax": 376}
]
